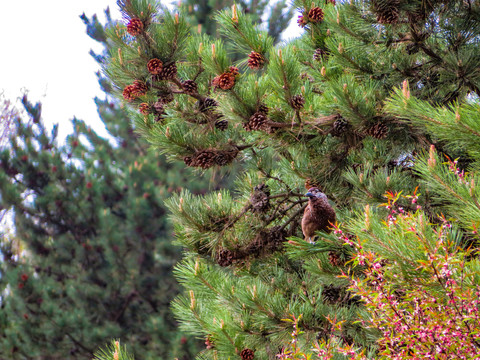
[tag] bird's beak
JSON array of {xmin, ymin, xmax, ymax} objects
[{"xmin": 305, "ymin": 192, "xmax": 313, "ymax": 197}]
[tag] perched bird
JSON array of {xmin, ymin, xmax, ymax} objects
[{"xmin": 302, "ymin": 187, "xmax": 336, "ymax": 243}]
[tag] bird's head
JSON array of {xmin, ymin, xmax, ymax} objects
[{"xmin": 305, "ymin": 187, "xmax": 327, "ymax": 200}]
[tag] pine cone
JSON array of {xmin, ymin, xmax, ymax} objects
[
  {"xmin": 126, "ymin": 18, "xmax": 144, "ymax": 36},
  {"xmin": 308, "ymin": 7, "xmax": 324, "ymax": 22},
  {"xmin": 214, "ymin": 150, "xmax": 238, "ymax": 166},
  {"xmin": 331, "ymin": 117, "xmax": 350, "ymax": 137},
  {"xmin": 132, "ymin": 80, "xmax": 148, "ymax": 97},
  {"xmin": 213, "ymin": 72, "xmax": 236, "ymax": 90},
  {"xmin": 198, "ymin": 98, "xmax": 218, "ymax": 112},
  {"xmin": 216, "ymin": 248, "xmax": 235, "ymax": 267},
  {"xmin": 183, "ymin": 156, "xmax": 193, "ymax": 166},
  {"xmin": 193, "ymin": 150, "xmax": 217, "ymax": 169},
  {"xmin": 154, "ymin": 62, "xmax": 177, "ymax": 81},
  {"xmin": 139, "ymin": 103, "xmax": 151, "ymax": 115},
  {"xmin": 240, "ymin": 348, "xmax": 255, "ymax": 360},
  {"xmin": 243, "ymin": 112, "xmax": 267, "ymax": 131},
  {"xmin": 328, "ymin": 250, "xmax": 341, "ymax": 266},
  {"xmin": 153, "ymin": 101, "xmax": 166, "ymax": 122},
  {"xmin": 123, "ymin": 84, "xmax": 136, "ymax": 101},
  {"xmin": 147, "ymin": 58, "xmax": 163, "ymax": 75},
  {"xmin": 322, "ymin": 284, "xmax": 342, "ymax": 304},
  {"xmin": 313, "ymin": 48, "xmax": 327, "ymax": 61},
  {"xmin": 377, "ymin": 8, "xmax": 399, "ymax": 24},
  {"xmin": 250, "ymin": 183, "xmax": 270, "ymax": 213},
  {"xmin": 229, "ymin": 66, "xmax": 240, "ymax": 76},
  {"xmin": 373, "ymin": 0, "xmax": 400, "ymax": 24},
  {"xmin": 214, "ymin": 118, "xmax": 228, "ymax": 131},
  {"xmin": 366, "ymin": 122, "xmax": 389, "ymax": 139},
  {"xmin": 297, "ymin": 15, "xmax": 307, "ymax": 28},
  {"xmin": 290, "ymin": 95, "xmax": 305, "ymax": 110},
  {"xmin": 257, "ymin": 104, "xmax": 269, "ymax": 114},
  {"xmin": 123, "ymin": 81, "xmax": 148, "ymax": 101},
  {"xmin": 247, "ymin": 51, "xmax": 265, "ymax": 70},
  {"xmin": 182, "ymin": 80, "xmax": 198, "ymax": 94}
]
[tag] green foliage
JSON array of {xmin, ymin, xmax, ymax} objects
[
  {"xmin": 102, "ymin": 0, "xmax": 480, "ymax": 358},
  {"xmin": 94, "ymin": 340, "xmax": 135, "ymax": 360},
  {"xmin": 0, "ymin": 11, "xmax": 206, "ymax": 360}
]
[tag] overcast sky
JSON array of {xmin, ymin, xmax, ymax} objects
[
  {"xmin": 0, "ymin": 1, "xmax": 300, "ymax": 142},
  {"xmin": 0, "ymin": 0, "xmax": 120, "ymax": 140}
]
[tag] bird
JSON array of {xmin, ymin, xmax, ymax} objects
[{"xmin": 302, "ymin": 187, "xmax": 336, "ymax": 243}]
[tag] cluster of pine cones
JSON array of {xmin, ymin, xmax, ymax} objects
[{"xmin": 183, "ymin": 149, "xmax": 239, "ymax": 169}]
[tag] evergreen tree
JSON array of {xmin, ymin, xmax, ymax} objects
[
  {"xmin": 180, "ymin": 0, "xmax": 293, "ymax": 43},
  {"xmin": 103, "ymin": 0, "xmax": 480, "ymax": 358},
  {"xmin": 0, "ymin": 9, "xmax": 208, "ymax": 360}
]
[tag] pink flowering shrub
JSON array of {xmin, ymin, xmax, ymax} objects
[
  {"xmin": 346, "ymin": 191, "xmax": 480, "ymax": 359},
  {"xmin": 278, "ymin": 190, "xmax": 480, "ymax": 359}
]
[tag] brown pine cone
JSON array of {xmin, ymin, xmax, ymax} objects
[
  {"xmin": 122, "ymin": 84, "xmax": 136, "ymax": 101},
  {"xmin": 248, "ymin": 51, "xmax": 265, "ymax": 70},
  {"xmin": 155, "ymin": 62, "xmax": 177, "ymax": 81},
  {"xmin": 377, "ymin": 8, "xmax": 399, "ymax": 24},
  {"xmin": 198, "ymin": 98, "xmax": 218, "ymax": 112},
  {"xmin": 152, "ymin": 101, "xmax": 166, "ymax": 122},
  {"xmin": 229, "ymin": 66, "xmax": 240, "ymax": 76},
  {"xmin": 374, "ymin": 0, "xmax": 400, "ymax": 24},
  {"xmin": 322, "ymin": 284, "xmax": 342, "ymax": 305},
  {"xmin": 182, "ymin": 80, "xmax": 198, "ymax": 94},
  {"xmin": 290, "ymin": 95, "xmax": 305, "ymax": 110},
  {"xmin": 331, "ymin": 117, "xmax": 349, "ymax": 137},
  {"xmin": 213, "ymin": 72, "xmax": 236, "ymax": 90},
  {"xmin": 308, "ymin": 7, "xmax": 324, "ymax": 22},
  {"xmin": 194, "ymin": 150, "xmax": 217, "ymax": 169},
  {"xmin": 139, "ymin": 103, "xmax": 151, "ymax": 115},
  {"xmin": 126, "ymin": 18, "xmax": 144, "ymax": 36},
  {"xmin": 214, "ymin": 151, "xmax": 236, "ymax": 166},
  {"xmin": 131, "ymin": 80, "xmax": 148, "ymax": 97},
  {"xmin": 183, "ymin": 156, "xmax": 193, "ymax": 166},
  {"xmin": 366, "ymin": 122, "xmax": 389, "ymax": 139},
  {"xmin": 240, "ymin": 348, "xmax": 255, "ymax": 360},
  {"xmin": 147, "ymin": 58, "xmax": 163, "ymax": 75},
  {"xmin": 328, "ymin": 250, "xmax": 341, "ymax": 266},
  {"xmin": 250, "ymin": 183, "xmax": 270, "ymax": 213},
  {"xmin": 216, "ymin": 248, "xmax": 235, "ymax": 267},
  {"xmin": 243, "ymin": 112, "xmax": 267, "ymax": 131},
  {"xmin": 214, "ymin": 119, "xmax": 228, "ymax": 131}
]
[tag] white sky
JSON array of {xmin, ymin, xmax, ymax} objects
[
  {"xmin": 0, "ymin": 1, "xmax": 300, "ymax": 142},
  {"xmin": 0, "ymin": 0, "xmax": 120, "ymax": 140}
]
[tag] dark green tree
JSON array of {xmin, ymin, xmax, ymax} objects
[
  {"xmin": 103, "ymin": 0, "xmax": 480, "ymax": 358},
  {"xmin": 0, "ymin": 9, "xmax": 208, "ymax": 360}
]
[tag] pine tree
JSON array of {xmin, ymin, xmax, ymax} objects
[
  {"xmin": 102, "ymin": 0, "xmax": 480, "ymax": 358},
  {"xmin": 180, "ymin": 0, "xmax": 293, "ymax": 43},
  {"xmin": 0, "ymin": 9, "xmax": 210, "ymax": 360}
]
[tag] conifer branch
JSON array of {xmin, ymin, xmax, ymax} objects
[{"xmin": 280, "ymin": 203, "xmax": 308, "ymax": 232}]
